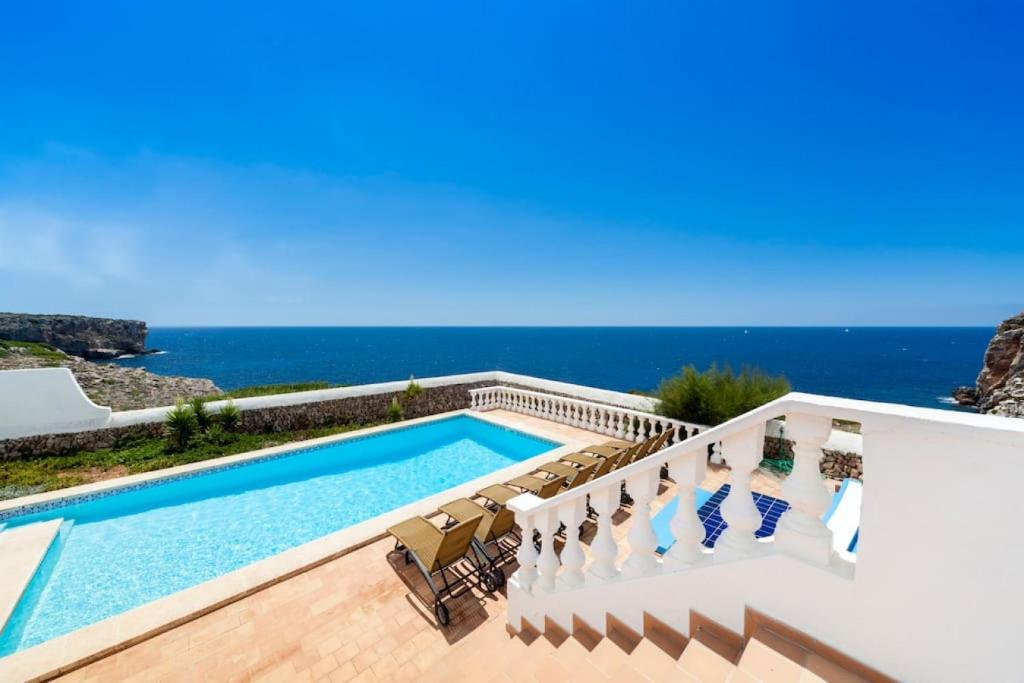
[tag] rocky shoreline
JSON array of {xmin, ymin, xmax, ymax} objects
[
  {"xmin": 953, "ymin": 311, "xmax": 1024, "ymax": 418},
  {"xmin": 0, "ymin": 345, "xmax": 220, "ymax": 411}
]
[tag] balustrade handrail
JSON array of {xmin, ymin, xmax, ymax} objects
[
  {"xmin": 505, "ymin": 389, "xmax": 1024, "ymax": 523},
  {"xmin": 469, "ymin": 385, "xmax": 706, "ymax": 435}
]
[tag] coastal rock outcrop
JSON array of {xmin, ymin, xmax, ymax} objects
[
  {"xmin": 0, "ymin": 312, "xmax": 151, "ymax": 359},
  {"xmin": 0, "ymin": 345, "xmax": 220, "ymax": 411},
  {"xmin": 954, "ymin": 311, "xmax": 1024, "ymax": 418}
]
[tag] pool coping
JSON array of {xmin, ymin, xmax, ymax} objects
[{"xmin": 0, "ymin": 409, "xmax": 592, "ymax": 682}]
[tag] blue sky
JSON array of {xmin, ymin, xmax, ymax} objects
[{"xmin": 0, "ymin": 1, "xmax": 1021, "ymax": 326}]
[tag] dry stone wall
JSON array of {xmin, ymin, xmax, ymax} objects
[
  {"xmin": 763, "ymin": 435, "xmax": 862, "ymax": 480},
  {"xmin": 0, "ymin": 382, "xmax": 490, "ymax": 460}
]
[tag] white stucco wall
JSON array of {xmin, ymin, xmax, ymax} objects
[{"xmin": 0, "ymin": 368, "xmax": 111, "ymax": 439}]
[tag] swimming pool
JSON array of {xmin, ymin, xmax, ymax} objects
[{"xmin": 0, "ymin": 415, "xmax": 558, "ymax": 656}]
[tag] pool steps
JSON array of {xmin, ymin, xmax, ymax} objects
[{"xmin": 0, "ymin": 519, "xmax": 64, "ymax": 633}]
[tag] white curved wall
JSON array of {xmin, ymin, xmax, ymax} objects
[{"xmin": 0, "ymin": 368, "xmax": 111, "ymax": 439}]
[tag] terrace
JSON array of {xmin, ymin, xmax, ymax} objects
[{"xmin": 0, "ymin": 369, "xmax": 1021, "ymax": 681}]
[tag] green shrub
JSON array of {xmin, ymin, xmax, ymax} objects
[
  {"xmin": 202, "ymin": 424, "xmax": 236, "ymax": 446},
  {"xmin": 189, "ymin": 396, "xmax": 212, "ymax": 432},
  {"xmin": 217, "ymin": 400, "xmax": 241, "ymax": 432},
  {"xmin": 655, "ymin": 364, "xmax": 790, "ymax": 426},
  {"xmin": 387, "ymin": 397, "xmax": 405, "ymax": 422},
  {"xmin": 405, "ymin": 376, "xmax": 423, "ymax": 400},
  {"xmin": 164, "ymin": 399, "xmax": 198, "ymax": 452}
]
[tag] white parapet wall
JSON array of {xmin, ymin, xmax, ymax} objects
[
  {"xmin": 0, "ymin": 366, "xmax": 858, "ymax": 457},
  {"xmin": 0, "ymin": 368, "xmax": 112, "ymax": 439},
  {"xmin": 0, "ymin": 369, "xmax": 660, "ymax": 441}
]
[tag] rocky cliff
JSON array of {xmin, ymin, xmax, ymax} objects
[
  {"xmin": 954, "ymin": 311, "xmax": 1024, "ymax": 418},
  {"xmin": 0, "ymin": 313, "xmax": 151, "ymax": 359}
]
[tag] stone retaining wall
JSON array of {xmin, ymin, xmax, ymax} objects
[
  {"xmin": 763, "ymin": 435, "xmax": 863, "ymax": 480},
  {"xmin": 0, "ymin": 382, "xmax": 490, "ymax": 460}
]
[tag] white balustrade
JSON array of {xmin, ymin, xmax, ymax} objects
[
  {"xmin": 775, "ymin": 413, "xmax": 835, "ymax": 565},
  {"xmin": 468, "ymin": 386, "xmax": 703, "ymax": 445}
]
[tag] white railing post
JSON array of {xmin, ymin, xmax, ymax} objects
[
  {"xmin": 588, "ymin": 485, "xmax": 622, "ymax": 581},
  {"xmin": 623, "ymin": 469, "xmax": 661, "ymax": 575},
  {"xmin": 664, "ymin": 452, "xmax": 709, "ymax": 567},
  {"xmin": 776, "ymin": 413, "xmax": 834, "ymax": 565},
  {"xmin": 558, "ymin": 499, "xmax": 587, "ymax": 588},
  {"xmin": 716, "ymin": 424, "xmax": 767, "ymax": 558}
]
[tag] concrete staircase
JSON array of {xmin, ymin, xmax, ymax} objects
[{"xmin": 429, "ymin": 606, "xmax": 891, "ymax": 682}]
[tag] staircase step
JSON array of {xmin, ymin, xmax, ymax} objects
[
  {"xmin": 738, "ymin": 637, "xmax": 806, "ymax": 682},
  {"xmin": 606, "ymin": 612, "xmax": 644, "ymax": 654},
  {"xmin": 690, "ymin": 610, "xmax": 745, "ymax": 663},
  {"xmin": 572, "ymin": 613, "xmax": 603, "ymax": 652},
  {"xmin": 517, "ymin": 617, "xmax": 543, "ymax": 645},
  {"xmin": 644, "ymin": 611, "xmax": 689, "ymax": 659},
  {"xmin": 744, "ymin": 609, "xmax": 884, "ymax": 682},
  {"xmin": 627, "ymin": 638, "xmax": 686, "ymax": 681},
  {"xmin": 0, "ymin": 519, "xmax": 63, "ymax": 632},
  {"xmin": 543, "ymin": 615, "xmax": 570, "ymax": 647},
  {"xmin": 677, "ymin": 637, "xmax": 739, "ymax": 682}
]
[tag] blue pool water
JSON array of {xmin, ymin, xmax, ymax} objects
[{"xmin": 0, "ymin": 416, "xmax": 557, "ymax": 656}]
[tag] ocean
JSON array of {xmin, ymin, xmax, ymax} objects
[{"xmin": 112, "ymin": 327, "xmax": 991, "ymax": 410}]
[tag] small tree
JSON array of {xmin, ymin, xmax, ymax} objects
[
  {"xmin": 165, "ymin": 399, "xmax": 198, "ymax": 452},
  {"xmin": 656, "ymin": 364, "xmax": 790, "ymax": 426}
]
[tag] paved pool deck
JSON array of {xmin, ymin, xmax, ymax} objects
[{"xmin": 46, "ymin": 410, "xmax": 792, "ymax": 682}]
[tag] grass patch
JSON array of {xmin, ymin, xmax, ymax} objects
[
  {"xmin": 0, "ymin": 338, "xmax": 66, "ymax": 362},
  {"xmin": 0, "ymin": 422, "xmax": 377, "ymax": 501},
  {"xmin": 212, "ymin": 382, "xmax": 337, "ymax": 400}
]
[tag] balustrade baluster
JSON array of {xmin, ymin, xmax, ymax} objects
[
  {"xmin": 623, "ymin": 469, "xmax": 661, "ymax": 575},
  {"xmin": 614, "ymin": 412, "xmax": 626, "ymax": 439},
  {"xmin": 558, "ymin": 499, "xmax": 586, "ymax": 588},
  {"xmin": 587, "ymin": 486, "xmax": 621, "ymax": 580},
  {"xmin": 513, "ymin": 512, "xmax": 538, "ymax": 592},
  {"xmin": 709, "ymin": 440, "xmax": 724, "ymax": 464},
  {"xmin": 776, "ymin": 413, "xmax": 834, "ymax": 565},
  {"xmin": 716, "ymin": 425, "xmax": 766, "ymax": 557},
  {"xmin": 664, "ymin": 453, "xmax": 709, "ymax": 567},
  {"xmin": 535, "ymin": 510, "xmax": 560, "ymax": 592}
]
